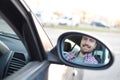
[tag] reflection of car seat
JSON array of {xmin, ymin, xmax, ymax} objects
[
  {"xmin": 64, "ymin": 42, "xmax": 71, "ymax": 52},
  {"xmin": 94, "ymin": 55, "xmax": 101, "ymax": 63},
  {"xmin": 94, "ymin": 44, "xmax": 103, "ymax": 63}
]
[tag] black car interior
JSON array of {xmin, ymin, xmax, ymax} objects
[
  {"xmin": 0, "ymin": 34, "xmax": 30, "ymax": 79},
  {"xmin": 64, "ymin": 42, "xmax": 72, "ymax": 52}
]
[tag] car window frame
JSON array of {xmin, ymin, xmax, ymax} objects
[
  {"xmin": 0, "ymin": 0, "xmax": 52, "ymax": 79},
  {"xmin": 0, "ymin": 0, "xmax": 47, "ymax": 61}
]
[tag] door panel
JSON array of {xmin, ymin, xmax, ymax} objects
[{"xmin": 4, "ymin": 61, "xmax": 50, "ymax": 80}]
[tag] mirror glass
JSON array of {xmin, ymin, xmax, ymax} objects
[{"xmin": 61, "ymin": 34, "xmax": 111, "ymax": 66}]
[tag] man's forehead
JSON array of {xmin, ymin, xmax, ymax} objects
[
  {"xmin": 82, "ymin": 36, "xmax": 96, "ymax": 42},
  {"xmin": 82, "ymin": 36, "xmax": 93, "ymax": 39}
]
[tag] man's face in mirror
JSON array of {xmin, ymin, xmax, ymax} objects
[{"xmin": 80, "ymin": 36, "xmax": 97, "ymax": 53}]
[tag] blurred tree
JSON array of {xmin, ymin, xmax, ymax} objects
[{"xmin": 115, "ymin": 20, "xmax": 120, "ymax": 27}]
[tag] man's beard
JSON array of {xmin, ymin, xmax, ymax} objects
[
  {"xmin": 82, "ymin": 51, "xmax": 91, "ymax": 54},
  {"xmin": 81, "ymin": 44, "xmax": 92, "ymax": 54},
  {"xmin": 82, "ymin": 44, "xmax": 91, "ymax": 48}
]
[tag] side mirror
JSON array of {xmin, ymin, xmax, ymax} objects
[{"xmin": 57, "ymin": 32, "xmax": 114, "ymax": 69}]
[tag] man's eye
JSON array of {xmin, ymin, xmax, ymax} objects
[
  {"xmin": 90, "ymin": 39, "xmax": 95, "ymax": 42},
  {"xmin": 83, "ymin": 37, "xmax": 87, "ymax": 40}
]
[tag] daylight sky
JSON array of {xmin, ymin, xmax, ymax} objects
[{"xmin": 25, "ymin": 0, "xmax": 120, "ymax": 20}]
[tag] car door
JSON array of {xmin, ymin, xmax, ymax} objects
[{"xmin": 0, "ymin": 0, "xmax": 54, "ymax": 80}]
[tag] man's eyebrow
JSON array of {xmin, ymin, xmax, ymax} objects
[
  {"xmin": 89, "ymin": 38, "xmax": 96, "ymax": 41},
  {"xmin": 83, "ymin": 36, "xmax": 87, "ymax": 38}
]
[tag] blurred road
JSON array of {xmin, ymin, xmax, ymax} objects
[{"xmin": 44, "ymin": 27, "xmax": 120, "ymax": 80}]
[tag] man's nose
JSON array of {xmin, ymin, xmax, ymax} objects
[{"xmin": 85, "ymin": 40, "xmax": 90, "ymax": 44}]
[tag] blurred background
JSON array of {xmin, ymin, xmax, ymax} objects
[{"xmin": 24, "ymin": 0, "xmax": 120, "ymax": 80}]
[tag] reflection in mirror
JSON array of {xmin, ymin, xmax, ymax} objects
[{"xmin": 62, "ymin": 35, "xmax": 110, "ymax": 66}]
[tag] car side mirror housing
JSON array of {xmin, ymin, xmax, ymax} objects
[{"xmin": 57, "ymin": 32, "xmax": 114, "ymax": 69}]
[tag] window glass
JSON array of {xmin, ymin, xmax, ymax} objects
[
  {"xmin": 0, "ymin": 17, "xmax": 16, "ymax": 35},
  {"xmin": 0, "ymin": 15, "xmax": 29, "ymax": 78}
]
